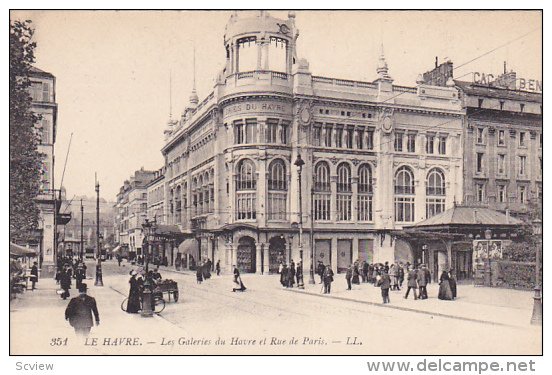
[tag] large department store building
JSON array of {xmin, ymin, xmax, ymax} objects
[{"xmin": 160, "ymin": 11, "xmax": 464, "ymax": 275}]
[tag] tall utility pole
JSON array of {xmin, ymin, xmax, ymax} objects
[
  {"xmin": 94, "ymin": 174, "xmax": 103, "ymax": 286},
  {"xmin": 80, "ymin": 199, "xmax": 84, "ymax": 261}
]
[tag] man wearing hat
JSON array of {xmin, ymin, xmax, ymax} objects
[
  {"xmin": 65, "ymin": 283, "xmax": 100, "ymax": 336},
  {"xmin": 30, "ymin": 261, "xmax": 38, "ymax": 290}
]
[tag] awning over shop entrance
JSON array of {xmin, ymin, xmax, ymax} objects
[
  {"xmin": 111, "ymin": 245, "xmax": 121, "ymax": 254},
  {"xmin": 178, "ymin": 239, "xmax": 198, "ymax": 255},
  {"xmin": 10, "ymin": 242, "xmax": 37, "ymax": 258}
]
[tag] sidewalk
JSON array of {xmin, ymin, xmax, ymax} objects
[
  {"xmin": 9, "ymin": 275, "xmax": 187, "ymax": 355},
  {"xmin": 158, "ymin": 265, "xmax": 537, "ymax": 328}
]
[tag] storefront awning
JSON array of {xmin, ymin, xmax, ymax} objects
[
  {"xmin": 10, "ymin": 242, "xmax": 37, "ymax": 258},
  {"xmin": 178, "ymin": 239, "xmax": 198, "ymax": 255},
  {"xmin": 111, "ymin": 245, "xmax": 121, "ymax": 254}
]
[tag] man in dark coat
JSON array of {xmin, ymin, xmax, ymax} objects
[
  {"xmin": 317, "ymin": 261, "xmax": 325, "ymax": 284},
  {"xmin": 404, "ymin": 267, "xmax": 418, "ymax": 300},
  {"xmin": 232, "ymin": 265, "xmax": 246, "ymax": 292},
  {"xmin": 296, "ymin": 261, "xmax": 304, "ymax": 288},
  {"xmin": 362, "ymin": 261, "xmax": 369, "ymax": 283},
  {"xmin": 280, "ymin": 264, "xmax": 288, "ymax": 287},
  {"xmin": 323, "ymin": 265, "xmax": 334, "ymax": 294},
  {"xmin": 60, "ymin": 265, "xmax": 72, "ymax": 300},
  {"xmin": 216, "ymin": 260, "xmax": 221, "ymax": 276},
  {"xmin": 30, "ymin": 262, "xmax": 38, "ymax": 290},
  {"xmin": 378, "ymin": 270, "xmax": 391, "ymax": 303},
  {"xmin": 288, "ymin": 261, "xmax": 296, "ymax": 288},
  {"xmin": 352, "ymin": 262, "xmax": 360, "ymax": 285},
  {"xmin": 417, "ymin": 265, "xmax": 428, "ymax": 299},
  {"xmin": 449, "ymin": 270, "xmax": 457, "ymax": 300},
  {"xmin": 345, "ymin": 265, "xmax": 353, "ymax": 290},
  {"xmin": 397, "ymin": 263, "xmax": 405, "ymax": 288},
  {"xmin": 75, "ymin": 263, "xmax": 86, "ymax": 291},
  {"xmin": 65, "ymin": 283, "xmax": 100, "ymax": 336}
]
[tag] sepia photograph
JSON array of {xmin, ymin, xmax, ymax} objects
[{"xmin": 8, "ymin": 8, "xmax": 542, "ymax": 358}]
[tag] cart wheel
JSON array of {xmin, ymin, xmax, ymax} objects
[
  {"xmin": 153, "ymin": 297, "xmax": 165, "ymax": 314},
  {"xmin": 173, "ymin": 291, "xmax": 179, "ymax": 302},
  {"xmin": 121, "ymin": 298, "xmax": 128, "ymax": 312}
]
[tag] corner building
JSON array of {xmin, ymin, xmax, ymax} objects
[{"xmin": 162, "ymin": 12, "xmax": 464, "ymax": 274}]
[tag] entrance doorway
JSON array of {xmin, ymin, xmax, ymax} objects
[
  {"xmin": 268, "ymin": 236, "xmax": 286, "ymax": 274},
  {"xmin": 237, "ymin": 236, "xmax": 256, "ymax": 273},
  {"xmin": 337, "ymin": 239, "xmax": 352, "ymax": 273},
  {"xmin": 315, "ymin": 239, "xmax": 331, "ymax": 268}
]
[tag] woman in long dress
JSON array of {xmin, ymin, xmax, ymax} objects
[
  {"xmin": 232, "ymin": 266, "xmax": 246, "ymax": 292},
  {"xmin": 127, "ymin": 271, "xmax": 142, "ymax": 313},
  {"xmin": 448, "ymin": 270, "xmax": 457, "ymax": 300},
  {"xmin": 438, "ymin": 270, "xmax": 453, "ymax": 300}
]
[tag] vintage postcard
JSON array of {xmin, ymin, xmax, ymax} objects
[{"xmin": 9, "ymin": 9, "xmax": 542, "ymax": 356}]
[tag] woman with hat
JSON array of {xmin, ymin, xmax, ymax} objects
[{"xmin": 127, "ymin": 270, "xmax": 142, "ymax": 313}]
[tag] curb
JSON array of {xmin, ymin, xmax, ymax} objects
[{"xmin": 283, "ymin": 288, "xmax": 525, "ymax": 329}]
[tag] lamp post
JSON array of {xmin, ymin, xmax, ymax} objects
[
  {"xmin": 531, "ymin": 218, "xmax": 542, "ymax": 325},
  {"xmin": 143, "ymin": 218, "xmax": 151, "ymax": 272},
  {"xmin": 294, "ymin": 154, "xmax": 305, "ymax": 288},
  {"xmin": 484, "ymin": 229, "xmax": 492, "ymax": 287},
  {"xmin": 94, "ymin": 177, "xmax": 103, "ymax": 287}
]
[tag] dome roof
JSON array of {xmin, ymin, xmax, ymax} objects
[{"xmin": 224, "ymin": 11, "xmax": 295, "ymax": 43}]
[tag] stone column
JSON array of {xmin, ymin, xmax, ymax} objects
[
  {"xmin": 262, "ymin": 243, "xmax": 269, "ymax": 274},
  {"xmin": 256, "ymin": 243, "xmax": 262, "ymax": 274}
]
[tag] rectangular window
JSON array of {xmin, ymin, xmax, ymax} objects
[
  {"xmin": 476, "ymin": 128, "xmax": 485, "ymax": 144},
  {"xmin": 519, "ymin": 186, "xmax": 526, "ymax": 204},
  {"xmin": 357, "ymin": 195, "xmax": 373, "ymax": 221},
  {"xmin": 324, "ymin": 125, "xmax": 333, "ymax": 147},
  {"xmin": 356, "ymin": 129, "xmax": 364, "ymax": 149},
  {"xmin": 345, "ymin": 128, "xmax": 354, "ymax": 149},
  {"xmin": 519, "ymin": 132, "xmax": 526, "ymax": 147},
  {"xmin": 266, "ymin": 119, "xmax": 279, "ymax": 143},
  {"xmin": 335, "ymin": 128, "xmax": 343, "ymax": 148},
  {"xmin": 426, "ymin": 135, "xmax": 435, "ymax": 154},
  {"xmin": 394, "ymin": 197, "xmax": 414, "ymax": 222},
  {"xmin": 498, "ymin": 185, "xmax": 506, "ymax": 203},
  {"xmin": 407, "ymin": 133, "xmax": 416, "ymax": 153},
  {"xmin": 498, "ymin": 130, "xmax": 506, "ymax": 146},
  {"xmin": 280, "ymin": 121, "xmax": 289, "ymax": 144},
  {"xmin": 245, "ymin": 119, "xmax": 257, "ymax": 143},
  {"xmin": 476, "ymin": 153, "xmax": 484, "ymax": 173},
  {"xmin": 366, "ymin": 130, "xmax": 374, "ymax": 150},
  {"xmin": 42, "ymin": 82, "xmax": 50, "ymax": 102},
  {"xmin": 426, "ymin": 198, "xmax": 445, "ymax": 219},
  {"xmin": 497, "ymin": 154, "xmax": 506, "ymax": 175},
  {"xmin": 438, "ymin": 136, "xmax": 447, "ymax": 155},
  {"xmin": 41, "ymin": 161, "xmax": 50, "ymax": 191},
  {"xmin": 336, "ymin": 193, "xmax": 352, "ymax": 221},
  {"xmin": 234, "ymin": 120, "xmax": 244, "ymax": 144},
  {"xmin": 41, "ymin": 119, "xmax": 50, "ymax": 144},
  {"xmin": 519, "ymin": 155, "xmax": 526, "ymax": 176},
  {"xmin": 267, "ymin": 192, "xmax": 286, "ymax": 220},
  {"xmin": 236, "ymin": 192, "xmax": 256, "ymax": 220},
  {"xmin": 314, "ymin": 193, "xmax": 331, "ymax": 221},
  {"xmin": 312, "ymin": 125, "xmax": 322, "ymax": 147},
  {"xmin": 394, "ymin": 132, "xmax": 403, "ymax": 152},
  {"xmin": 476, "ymin": 183, "xmax": 485, "ymax": 202}
]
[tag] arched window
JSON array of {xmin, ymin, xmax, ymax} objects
[
  {"xmin": 357, "ymin": 164, "xmax": 373, "ymax": 221},
  {"xmin": 426, "ymin": 168, "xmax": 446, "ymax": 219},
  {"xmin": 336, "ymin": 163, "xmax": 352, "ymax": 221},
  {"xmin": 198, "ymin": 175, "xmax": 204, "ymax": 215},
  {"xmin": 268, "ymin": 159, "xmax": 286, "ymax": 190},
  {"xmin": 313, "ymin": 162, "xmax": 331, "ymax": 220},
  {"xmin": 268, "ymin": 159, "xmax": 287, "ymax": 220},
  {"xmin": 182, "ymin": 182, "xmax": 188, "ymax": 224},
  {"xmin": 236, "ymin": 159, "xmax": 256, "ymax": 220},
  {"xmin": 236, "ymin": 159, "xmax": 256, "ymax": 190},
  {"xmin": 394, "ymin": 166, "xmax": 415, "ymax": 222},
  {"xmin": 192, "ymin": 178, "xmax": 198, "ymax": 216},
  {"xmin": 237, "ymin": 36, "xmax": 257, "ymax": 72}
]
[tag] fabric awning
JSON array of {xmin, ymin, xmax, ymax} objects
[
  {"xmin": 10, "ymin": 242, "xmax": 37, "ymax": 258},
  {"xmin": 178, "ymin": 239, "xmax": 198, "ymax": 255},
  {"xmin": 111, "ymin": 245, "xmax": 121, "ymax": 254}
]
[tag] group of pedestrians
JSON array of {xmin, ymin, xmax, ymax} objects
[
  {"xmin": 278, "ymin": 260, "xmax": 304, "ymax": 288},
  {"xmin": 196, "ymin": 259, "xmax": 220, "ymax": 284},
  {"xmin": 55, "ymin": 257, "xmax": 88, "ymax": 301},
  {"xmin": 126, "ymin": 267, "xmax": 163, "ymax": 313}
]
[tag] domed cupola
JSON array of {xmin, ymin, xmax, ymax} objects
[{"xmin": 223, "ymin": 11, "xmax": 298, "ymax": 77}]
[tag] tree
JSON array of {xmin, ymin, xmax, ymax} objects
[{"xmin": 10, "ymin": 20, "xmax": 42, "ymax": 243}]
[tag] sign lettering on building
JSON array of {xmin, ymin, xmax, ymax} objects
[
  {"xmin": 223, "ymin": 101, "xmax": 291, "ymax": 117},
  {"xmin": 473, "ymin": 72, "xmax": 542, "ymax": 92}
]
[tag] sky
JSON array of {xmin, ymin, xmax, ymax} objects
[{"xmin": 9, "ymin": 10, "xmax": 542, "ymax": 201}]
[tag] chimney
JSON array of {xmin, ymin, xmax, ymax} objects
[{"xmin": 435, "ymin": 56, "xmax": 438, "ymax": 68}]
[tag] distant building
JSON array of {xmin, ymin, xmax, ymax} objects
[
  {"xmin": 146, "ymin": 167, "xmax": 165, "ymax": 224},
  {"xmin": 115, "ymin": 168, "xmax": 156, "ymax": 258},
  {"xmin": 423, "ymin": 60, "xmax": 543, "ymax": 218}
]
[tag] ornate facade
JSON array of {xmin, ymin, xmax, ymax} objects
[{"xmin": 161, "ymin": 12, "xmax": 464, "ymax": 274}]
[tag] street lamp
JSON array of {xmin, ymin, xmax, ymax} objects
[
  {"xmin": 94, "ymin": 177, "xmax": 103, "ymax": 287},
  {"xmin": 294, "ymin": 154, "xmax": 306, "ymax": 289},
  {"xmin": 531, "ymin": 218, "xmax": 542, "ymax": 325}
]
